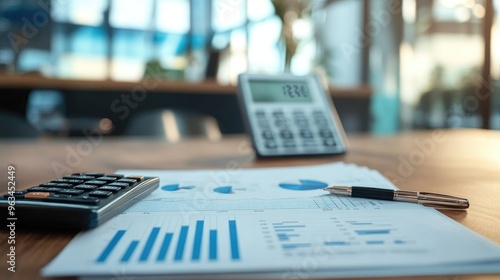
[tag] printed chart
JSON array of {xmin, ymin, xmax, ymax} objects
[
  {"xmin": 95, "ymin": 217, "xmax": 240, "ymax": 264},
  {"xmin": 43, "ymin": 163, "xmax": 500, "ymax": 278}
]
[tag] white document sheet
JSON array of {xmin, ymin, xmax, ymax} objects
[{"xmin": 43, "ymin": 163, "xmax": 500, "ymax": 278}]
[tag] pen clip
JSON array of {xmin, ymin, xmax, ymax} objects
[{"xmin": 417, "ymin": 192, "xmax": 470, "ymax": 210}]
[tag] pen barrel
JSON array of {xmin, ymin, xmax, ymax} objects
[{"xmin": 351, "ymin": 187, "xmax": 394, "ymax": 201}]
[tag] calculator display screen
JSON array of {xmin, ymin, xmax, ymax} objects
[{"xmin": 249, "ymin": 80, "xmax": 313, "ymax": 103}]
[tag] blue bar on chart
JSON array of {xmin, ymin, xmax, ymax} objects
[
  {"xmin": 139, "ymin": 227, "xmax": 160, "ymax": 262},
  {"xmin": 96, "ymin": 230, "xmax": 126, "ymax": 263},
  {"xmin": 192, "ymin": 221, "xmax": 204, "ymax": 261},
  {"xmin": 96, "ymin": 219, "xmax": 240, "ymax": 263},
  {"xmin": 121, "ymin": 240, "xmax": 139, "ymax": 262},
  {"xmin": 273, "ymin": 225, "xmax": 306, "ymax": 229},
  {"xmin": 174, "ymin": 226, "xmax": 189, "ymax": 261},
  {"xmin": 209, "ymin": 229, "xmax": 217, "ymax": 260},
  {"xmin": 324, "ymin": 241, "xmax": 351, "ymax": 246},
  {"xmin": 229, "ymin": 220, "xmax": 240, "ymax": 260},
  {"xmin": 282, "ymin": 243, "xmax": 312, "ymax": 250},
  {"xmin": 355, "ymin": 229, "xmax": 390, "ymax": 235},
  {"xmin": 277, "ymin": 233, "xmax": 299, "ymax": 241},
  {"xmin": 366, "ymin": 240, "xmax": 384, "ymax": 245},
  {"xmin": 157, "ymin": 233, "xmax": 173, "ymax": 261}
]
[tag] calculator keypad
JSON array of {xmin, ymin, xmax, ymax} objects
[
  {"xmin": 254, "ymin": 109, "xmax": 341, "ymax": 154},
  {"xmin": 4, "ymin": 173, "xmax": 145, "ymax": 206}
]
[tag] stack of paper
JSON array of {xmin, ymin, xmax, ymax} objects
[{"xmin": 43, "ymin": 163, "xmax": 500, "ymax": 279}]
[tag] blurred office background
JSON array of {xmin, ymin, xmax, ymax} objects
[{"xmin": 0, "ymin": 0, "xmax": 499, "ymax": 139}]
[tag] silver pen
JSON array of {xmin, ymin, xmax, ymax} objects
[{"xmin": 324, "ymin": 186, "xmax": 469, "ymax": 210}]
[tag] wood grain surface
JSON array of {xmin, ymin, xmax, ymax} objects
[{"xmin": 1, "ymin": 129, "xmax": 499, "ymax": 280}]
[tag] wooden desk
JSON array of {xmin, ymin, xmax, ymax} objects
[{"xmin": 1, "ymin": 129, "xmax": 499, "ymax": 280}]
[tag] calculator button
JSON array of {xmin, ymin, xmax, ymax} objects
[
  {"xmin": 280, "ymin": 130, "xmax": 294, "ymax": 139},
  {"xmin": 53, "ymin": 179, "xmax": 72, "ymax": 183},
  {"xmin": 56, "ymin": 178, "xmax": 84, "ymax": 184},
  {"xmin": 255, "ymin": 110, "xmax": 265, "ymax": 117},
  {"xmin": 295, "ymin": 118, "xmax": 309, "ymax": 127},
  {"xmin": 273, "ymin": 110, "xmax": 284, "ymax": 117},
  {"xmin": 89, "ymin": 190, "xmax": 113, "ymax": 198},
  {"xmin": 55, "ymin": 183, "xmax": 74, "ymax": 188},
  {"xmin": 323, "ymin": 138, "xmax": 337, "ymax": 146},
  {"xmin": 274, "ymin": 119, "xmax": 290, "ymax": 128},
  {"xmin": 29, "ymin": 186, "xmax": 49, "ymax": 192},
  {"xmin": 118, "ymin": 178, "xmax": 137, "ymax": 184},
  {"xmin": 257, "ymin": 119, "xmax": 270, "ymax": 128},
  {"xmin": 108, "ymin": 182, "xmax": 130, "ymax": 188},
  {"xmin": 105, "ymin": 174, "xmax": 125, "ymax": 178},
  {"xmin": 40, "ymin": 182, "xmax": 59, "ymax": 187},
  {"xmin": 68, "ymin": 175, "xmax": 96, "ymax": 180},
  {"xmin": 3, "ymin": 191, "xmax": 26, "ymax": 198},
  {"xmin": 265, "ymin": 140, "xmax": 277, "ymax": 149},
  {"xmin": 44, "ymin": 194, "xmax": 100, "ymax": 205},
  {"xmin": 127, "ymin": 175, "xmax": 145, "ymax": 181},
  {"xmin": 99, "ymin": 186, "xmax": 122, "ymax": 192},
  {"xmin": 313, "ymin": 111, "xmax": 326, "ymax": 117},
  {"xmin": 300, "ymin": 129, "xmax": 314, "ymax": 139},
  {"xmin": 303, "ymin": 140, "xmax": 317, "ymax": 147},
  {"xmin": 25, "ymin": 192, "xmax": 50, "ymax": 199},
  {"xmin": 45, "ymin": 187, "xmax": 63, "ymax": 193},
  {"xmin": 283, "ymin": 140, "xmax": 297, "ymax": 148},
  {"xmin": 261, "ymin": 130, "xmax": 274, "ymax": 140},
  {"xmin": 75, "ymin": 184, "xmax": 98, "ymax": 191},
  {"xmin": 84, "ymin": 173, "xmax": 105, "ymax": 177},
  {"xmin": 86, "ymin": 180, "xmax": 107, "ymax": 185},
  {"xmin": 319, "ymin": 129, "xmax": 333, "ymax": 138},
  {"xmin": 59, "ymin": 189, "xmax": 85, "ymax": 195},
  {"xmin": 315, "ymin": 118, "xmax": 329, "ymax": 127},
  {"xmin": 96, "ymin": 176, "xmax": 118, "ymax": 182}
]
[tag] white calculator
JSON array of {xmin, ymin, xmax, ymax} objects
[{"xmin": 237, "ymin": 73, "xmax": 348, "ymax": 157}]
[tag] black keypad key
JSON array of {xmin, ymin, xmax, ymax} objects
[
  {"xmin": 105, "ymin": 174, "xmax": 124, "ymax": 178},
  {"xmin": 85, "ymin": 172, "xmax": 105, "ymax": 177},
  {"xmin": 40, "ymin": 182, "xmax": 59, "ymax": 187},
  {"xmin": 75, "ymin": 184, "xmax": 98, "ymax": 191},
  {"xmin": 45, "ymin": 187, "xmax": 63, "ymax": 193},
  {"xmin": 3, "ymin": 191, "xmax": 26, "ymax": 198},
  {"xmin": 86, "ymin": 180, "xmax": 107, "ymax": 186},
  {"xmin": 118, "ymin": 178, "xmax": 137, "ymax": 184},
  {"xmin": 96, "ymin": 176, "xmax": 118, "ymax": 182},
  {"xmin": 69, "ymin": 175, "xmax": 96, "ymax": 180},
  {"xmin": 108, "ymin": 182, "xmax": 130, "ymax": 188},
  {"xmin": 53, "ymin": 183, "xmax": 74, "ymax": 189},
  {"xmin": 28, "ymin": 186, "xmax": 49, "ymax": 192},
  {"xmin": 44, "ymin": 194, "xmax": 100, "ymax": 206},
  {"xmin": 59, "ymin": 189, "xmax": 85, "ymax": 195},
  {"xmin": 99, "ymin": 186, "xmax": 122, "ymax": 193},
  {"xmin": 89, "ymin": 190, "xmax": 112, "ymax": 198}
]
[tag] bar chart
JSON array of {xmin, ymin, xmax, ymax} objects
[
  {"xmin": 95, "ymin": 218, "xmax": 240, "ymax": 264},
  {"xmin": 260, "ymin": 214, "xmax": 419, "ymax": 257}
]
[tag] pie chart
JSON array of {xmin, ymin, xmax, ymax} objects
[
  {"xmin": 161, "ymin": 184, "xmax": 196, "ymax": 191},
  {"xmin": 279, "ymin": 179, "xmax": 328, "ymax": 191},
  {"xmin": 213, "ymin": 186, "xmax": 233, "ymax": 194}
]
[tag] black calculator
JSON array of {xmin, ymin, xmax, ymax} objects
[{"xmin": 0, "ymin": 173, "xmax": 158, "ymax": 230}]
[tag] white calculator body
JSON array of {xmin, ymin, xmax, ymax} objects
[{"xmin": 237, "ymin": 73, "xmax": 348, "ymax": 157}]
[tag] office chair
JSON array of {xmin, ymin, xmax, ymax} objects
[
  {"xmin": 124, "ymin": 109, "xmax": 221, "ymax": 142},
  {"xmin": 0, "ymin": 110, "xmax": 39, "ymax": 138}
]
